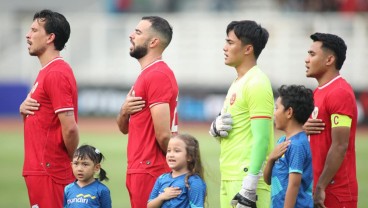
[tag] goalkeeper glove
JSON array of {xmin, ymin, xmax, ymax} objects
[
  {"xmin": 231, "ymin": 174, "xmax": 259, "ymax": 208},
  {"xmin": 209, "ymin": 112, "xmax": 233, "ymax": 137}
]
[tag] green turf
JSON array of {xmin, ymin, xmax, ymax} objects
[{"xmin": 0, "ymin": 128, "xmax": 367, "ymax": 207}]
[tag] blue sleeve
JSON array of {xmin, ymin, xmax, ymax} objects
[
  {"xmin": 188, "ymin": 176, "xmax": 206, "ymax": 208},
  {"xmin": 99, "ymin": 186, "xmax": 112, "ymax": 208},
  {"xmin": 287, "ymin": 140, "xmax": 307, "ymax": 174},
  {"xmin": 148, "ymin": 176, "xmax": 162, "ymax": 202},
  {"xmin": 64, "ymin": 184, "xmax": 71, "ymax": 207}
]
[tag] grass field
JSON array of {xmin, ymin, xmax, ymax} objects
[{"xmin": 0, "ymin": 117, "xmax": 367, "ymax": 207}]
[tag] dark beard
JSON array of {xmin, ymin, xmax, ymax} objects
[{"xmin": 130, "ymin": 45, "xmax": 148, "ymax": 59}]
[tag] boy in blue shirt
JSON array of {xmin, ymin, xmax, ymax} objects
[{"xmin": 263, "ymin": 85, "xmax": 314, "ymax": 208}]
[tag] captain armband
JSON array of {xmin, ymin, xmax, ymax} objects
[{"xmin": 331, "ymin": 114, "xmax": 352, "ymax": 128}]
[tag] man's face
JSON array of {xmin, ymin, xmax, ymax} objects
[
  {"xmin": 26, "ymin": 19, "xmax": 49, "ymax": 57},
  {"xmin": 305, "ymin": 41, "xmax": 329, "ymax": 79},
  {"xmin": 223, "ymin": 30, "xmax": 247, "ymax": 68},
  {"xmin": 129, "ymin": 20, "xmax": 152, "ymax": 59}
]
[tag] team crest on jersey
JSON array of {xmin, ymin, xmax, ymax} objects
[
  {"xmin": 311, "ymin": 107, "xmax": 319, "ymax": 119},
  {"xmin": 230, "ymin": 93, "xmax": 236, "ymax": 105},
  {"xmin": 31, "ymin": 82, "xmax": 38, "ymax": 94}
]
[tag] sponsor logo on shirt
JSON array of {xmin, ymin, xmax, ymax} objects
[{"xmin": 67, "ymin": 194, "xmax": 96, "ymax": 205}]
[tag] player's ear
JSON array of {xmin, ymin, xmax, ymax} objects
[
  {"xmin": 47, "ymin": 33, "xmax": 56, "ymax": 44},
  {"xmin": 94, "ymin": 163, "xmax": 101, "ymax": 173},
  {"xmin": 286, "ymin": 107, "xmax": 293, "ymax": 119},
  {"xmin": 243, "ymin": 44, "xmax": 253, "ymax": 56},
  {"xmin": 149, "ymin": 37, "xmax": 160, "ymax": 48},
  {"xmin": 325, "ymin": 54, "xmax": 335, "ymax": 67}
]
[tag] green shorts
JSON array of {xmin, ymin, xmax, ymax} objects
[{"xmin": 220, "ymin": 180, "xmax": 270, "ymax": 208}]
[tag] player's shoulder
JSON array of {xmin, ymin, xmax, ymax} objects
[
  {"xmin": 188, "ymin": 174, "xmax": 205, "ymax": 184},
  {"xmin": 65, "ymin": 181, "xmax": 77, "ymax": 190}
]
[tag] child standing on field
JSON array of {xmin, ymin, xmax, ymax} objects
[
  {"xmin": 64, "ymin": 144, "xmax": 112, "ymax": 208},
  {"xmin": 263, "ymin": 85, "xmax": 314, "ymax": 208},
  {"xmin": 148, "ymin": 134, "xmax": 207, "ymax": 208}
]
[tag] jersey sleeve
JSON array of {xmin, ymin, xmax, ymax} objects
[
  {"xmin": 188, "ymin": 176, "xmax": 206, "ymax": 208},
  {"xmin": 148, "ymin": 175, "xmax": 162, "ymax": 202},
  {"xmin": 287, "ymin": 141, "xmax": 307, "ymax": 174},
  {"xmin": 245, "ymin": 74, "xmax": 274, "ymax": 174},
  {"xmin": 63, "ymin": 183, "xmax": 72, "ymax": 207},
  {"xmin": 43, "ymin": 71, "xmax": 75, "ymax": 113},
  {"xmin": 245, "ymin": 76, "xmax": 274, "ymax": 119},
  {"xmin": 325, "ymin": 88, "xmax": 355, "ymax": 118},
  {"xmin": 99, "ymin": 185, "xmax": 112, "ymax": 208},
  {"xmin": 145, "ymin": 71, "xmax": 174, "ymax": 107}
]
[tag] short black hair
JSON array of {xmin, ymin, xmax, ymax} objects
[
  {"xmin": 310, "ymin": 32, "xmax": 347, "ymax": 70},
  {"xmin": 226, "ymin": 20, "xmax": 269, "ymax": 59},
  {"xmin": 277, "ymin": 85, "xmax": 314, "ymax": 125},
  {"xmin": 33, "ymin": 9, "xmax": 70, "ymax": 51},
  {"xmin": 142, "ymin": 16, "xmax": 173, "ymax": 49}
]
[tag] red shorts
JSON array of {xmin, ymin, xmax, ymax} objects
[
  {"xmin": 324, "ymin": 192, "xmax": 357, "ymax": 208},
  {"xmin": 24, "ymin": 175, "xmax": 66, "ymax": 208},
  {"xmin": 126, "ymin": 173, "xmax": 156, "ymax": 208}
]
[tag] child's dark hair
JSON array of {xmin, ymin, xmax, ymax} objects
[
  {"xmin": 73, "ymin": 144, "xmax": 109, "ymax": 181},
  {"xmin": 277, "ymin": 85, "xmax": 314, "ymax": 125},
  {"xmin": 173, "ymin": 134, "xmax": 204, "ymax": 189}
]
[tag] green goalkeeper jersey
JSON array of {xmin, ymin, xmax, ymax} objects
[{"xmin": 220, "ymin": 65, "xmax": 274, "ymax": 181}]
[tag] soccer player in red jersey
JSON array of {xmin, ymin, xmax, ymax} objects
[
  {"xmin": 116, "ymin": 16, "xmax": 178, "ymax": 208},
  {"xmin": 19, "ymin": 9, "xmax": 79, "ymax": 208},
  {"xmin": 304, "ymin": 33, "xmax": 358, "ymax": 208}
]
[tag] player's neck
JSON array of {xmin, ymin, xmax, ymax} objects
[
  {"xmin": 139, "ymin": 53, "xmax": 162, "ymax": 70},
  {"xmin": 77, "ymin": 177, "xmax": 96, "ymax": 188},
  {"xmin": 317, "ymin": 70, "xmax": 340, "ymax": 87},
  {"xmin": 38, "ymin": 50, "xmax": 61, "ymax": 67},
  {"xmin": 235, "ymin": 61, "xmax": 256, "ymax": 79},
  {"xmin": 284, "ymin": 122, "xmax": 304, "ymax": 140},
  {"xmin": 171, "ymin": 169, "xmax": 189, "ymax": 178}
]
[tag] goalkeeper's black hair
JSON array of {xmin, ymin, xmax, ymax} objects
[
  {"xmin": 73, "ymin": 144, "xmax": 109, "ymax": 182},
  {"xmin": 226, "ymin": 20, "xmax": 269, "ymax": 59},
  {"xmin": 277, "ymin": 85, "xmax": 314, "ymax": 125}
]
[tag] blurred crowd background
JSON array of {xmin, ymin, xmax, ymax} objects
[{"xmin": 1, "ymin": 0, "xmax": 368, "ymax": 123}]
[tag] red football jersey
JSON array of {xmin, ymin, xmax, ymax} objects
[
  {"xmin": 310, "ymin": 75, "xmax": 358, "ymax": 202},
  {"xmin": 127, "ymin": 60, "xmax": 178, "ymax": 177},
  {"xmin": 23, "ymin": 57, "xmax": 78, "ymax": 184}
]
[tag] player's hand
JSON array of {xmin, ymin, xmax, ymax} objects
[
  {"xmin": 19, "ymin": 92, "xmax": 39, "ymax": 116},
  {"xmin": 303, "ymin": 118, "xmax": 325, "ymax": 135},
  {"xmin": 268, "ymin": 140, "xmax": 290, "ymax": 161},
  {"xmin": 158, "ymin": 187, "xmax": 182, "ymax": 200},
  {"xmin": 209, "ymin": 113, "xmax": 233, "ymax": 137},
  {"xmin": 313, "ymin": 186, "xmax": 326, "ymax": 208},
  {"xmin": 231, "ymin": 174, "xmax": 259, "ymax": 208},
  {"xmin": 121, "ymin": 87, "xmax": 145, "ymax": 115}
]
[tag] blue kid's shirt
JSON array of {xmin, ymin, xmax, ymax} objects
[
  {"xmin": 64, "ymin": 180, "xmax": 112, "ymax": 208},
  {"xmin": 148, "ymin": 172, "xmax": 206, "ymax": 208},
  {"xmin": 271, "ymin": 131, "xmax": 313, "ymax": 208}
]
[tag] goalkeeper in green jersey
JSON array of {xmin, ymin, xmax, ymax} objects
[{"xmin": 209, "ymin": 20, "xmax": 274, "ymax": 208}]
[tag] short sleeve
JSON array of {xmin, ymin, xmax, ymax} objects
[
  {"xmin": 43, "ymin": 71, "xmax": 75, "ymax": 113},
  {"xmin": 145, "ymin": 71, "xmax": 174, "ymax": 106},
  {"xmin": 287, "ymin": 142, "xmax": 307, "ymax": 174},
  {"xmin": 99, "ymin": 186, "xmax": 112, "ymax": 208},
  {"xmin": 325, "ymin": 88, "xmax": 355, "ymax": 118},
  {"xmin": 148, "ymin": 175, "xmax": 162, "ymax": 202},
  {"xmin": 188, "ymin": 176, "xmax": 206, "ymax": 208},
  {"xmin": 244, "ymin": 74, "xmax": 274, "ymax": 118}
]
